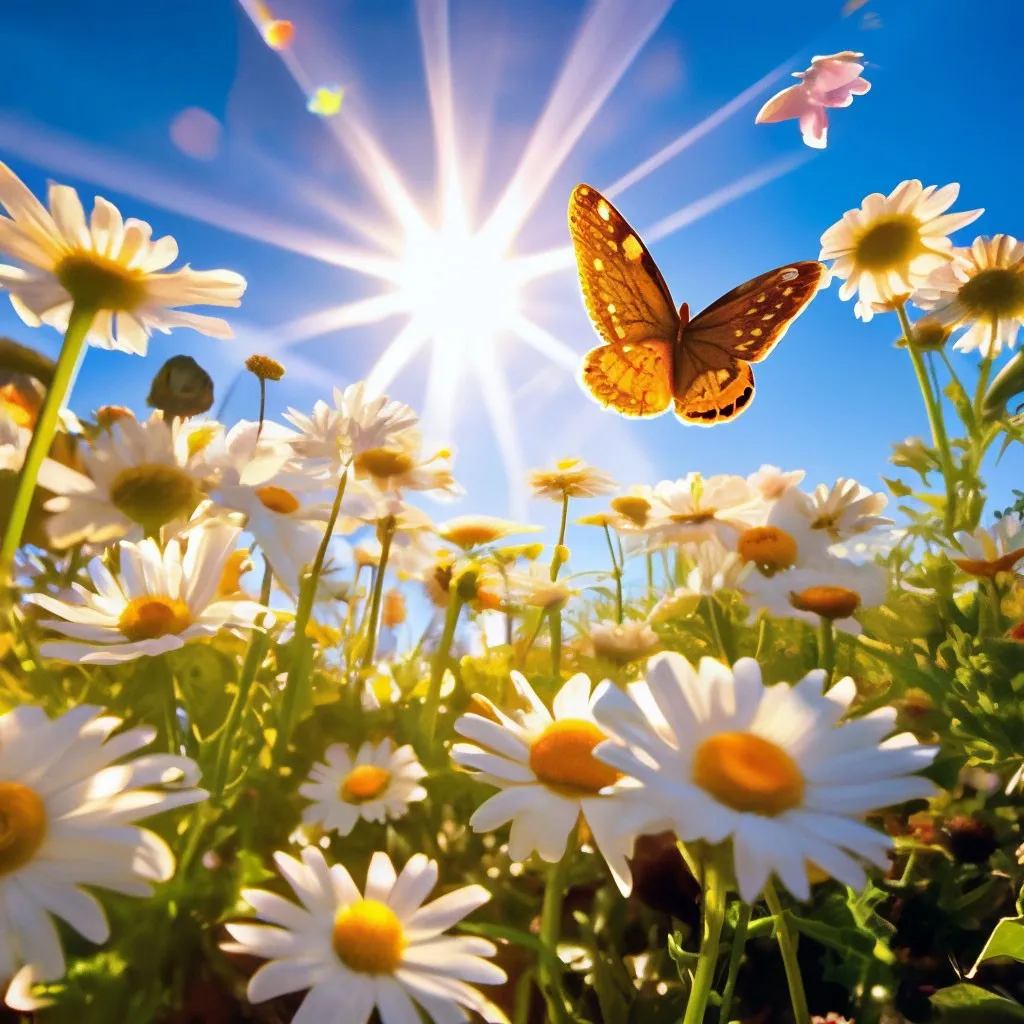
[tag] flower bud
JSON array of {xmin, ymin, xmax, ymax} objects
[
  {"xmin": 245, "ymin": 354, "xmax": 286, "ymax": 381},
  {"xmin": 147, "ymin": 355, "xmax": 214, "ymax": 419},
  {"xmin": 382, "ymin": 589, "xmax": 406, "ymax": 628}
]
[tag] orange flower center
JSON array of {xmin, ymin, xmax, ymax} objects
[
  {"xmin": 56, "ymin": 252, "xmax": 148, "ymax": 310},
  {"xmin": 0, "ymin": 384, "xmax": 40, "ymax": 430},
  {"xmin": 693, "ymin": 732, "xmax": 804, "ymax": 816},
  {"xmin": 340, "ymin": 765, "xmax": 392, "ymax": 803},
  {"xmin": 256, "ymin": 485, "xmax": 301, "ymax": 515},
  {"xmin": 790, "ymin": 585, "xmax": 861, "ymax": 620},
  {"xmin": 354, "ymin": 447, "xmax": 416, "ymax": 480},
  {"xmin": 610, "ymin": 496, "xmax": 651, "ymax": 526},
  {"xmin": 853, "ymin": 214, "xmax": 923, "ymax": 272},
  {"xmin": 957, "ymin": 266, "xmax": 1024, "ymax": 320},
  {"xmin": 108, "ymin": 463, "xmax": 199, "ymax": 532},
  {"xmin": 0, "ymin": 783, "xmax": 48, "ymax": 875},
  {"xmin": 670, "ymin": 510, "xmax": 716, "ymax": 525},
  {"xmin": 332, "ymin": 900, "xmax": 405, "ymax": 974},
  {"xmin": 737, "ymin": 526, "xmax": 798, "ymax": 571},
  {"xmin": 218, "ymin": 549, "xmax": 251, "ymax": 596},
  {"xmin": 529, "ymin": 719, "xmax": 621, "ymax": 795},
  {"xmin": 119, "ymin": 596, "xmax": 193, "ymax": 641}
]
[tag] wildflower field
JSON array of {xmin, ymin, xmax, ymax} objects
[{"xmin": 1, "ymin": 3, "xmax": 1024, "ymax": 1024}]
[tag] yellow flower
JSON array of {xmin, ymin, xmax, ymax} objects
[
  {"xmin": 436, "ymin": 514, "xmax": 540, "ymax": 550},
  {"xmin": 820, "ymin": 180, "xmax": 981, "ymax": 308},
  {"xmin": 529, "ymin": 457, "xmax": 616, "ymax": 501},
  {"xmin": 0, "ymin": 163, "xmax": 245, "ymax": 354}
]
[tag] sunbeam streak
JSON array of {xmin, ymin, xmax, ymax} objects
[
  {"xmin": 644, "ymin": 152, "xmax": 813, "ymax": 242},
  {"xmin": 482, "ymin": 0, "xmax": 675, "ymax": 251},
  {"xmin": 511, "ymin": 316, "xmax": 580, "ymax": 371},
  {"xmin": 365, "ymin": 320, "xmax": 431, "ymax": 397},
  {"xmin": 273, "ymin": 293, "xmax": 409, "ymax": 348},
  {"xmin": 605, "ymin": 53, "xmax": 801, "ymax": 197}
]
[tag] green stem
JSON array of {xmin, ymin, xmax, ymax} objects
[
  {"xmin": 602, "ymin": 524, "xmax": 623, "ymax": 623},
  {"xmin": 764, "ymin": 882, "xmax": 810, "ymax": 1024},
  {"xmin": 897, "ymin": 303, "xmax": 957, "ymax": 534},
  {"xmin": 210, "ymin": 562, "xmax": 273, "ymax": 799},
  {"xmin": 361, "ymin": 519, "xmax": 395, "ymax": 667},
  {"xmin": 0, "ymin": 302, "xmax": 95, "ymax": 577},
  {"xmin": 719, "ymin": 902, "xmax": 752, "ymax": 1024},
  {"xmin": 974, "ymin": 351, "xmax": 994, "ymax": 420},
  {"xmin": 162, "ymin": 661, "xmax": 181, "ymax": 755},
  {"xmin": 755, "ymin": 615, "xmax": 770, "ymax": 660},
  {"xmin": 255, "ymin": 377, "xmax": 267, "ymax": 442},
  {"xmin": 817, "ymin": 616, "xmax": 835, "ymax": 686},
  {"xmin": 705, "ymin": 595, "xmax": 733, "ymax": 663},
  {"xmin": 682, "ymin": 857, "xmax": 727, "ymax": 1024},
  {"xmin": 986, "ymin": 578, "xmax": 1003, "ymax": 634},
  {"xmin": 422, "ymin": 593, "xmax": 463, "ymax": 744},
  {"xmin": 552, "ymin": 495, "xmax": 570, "ymax": 579},
  {"xmin": 549, "ymin": 607, "xmax": 562, "ymax": 678},
  {"xmin": 539, "ymin": 824, "xmax": 577, "ymax": 1023},
  {"xmin": 646, "ymin": 551, "xmax": 654, "ymax": 601},
  {"xmin": 272, "ymin": 470, "xmax": 348, "ymax": 762}
]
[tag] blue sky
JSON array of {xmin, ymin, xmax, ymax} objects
[{"xmin": 0, "ymin": 0, "xmax": 1019, "ymax": 567}]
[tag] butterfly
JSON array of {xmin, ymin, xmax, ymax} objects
[{"xmin": 568, "ymin": 183, "xmax": 826, "ymax": 426}]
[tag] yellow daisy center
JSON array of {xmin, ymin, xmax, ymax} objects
[
  {"xmin": 56, "ymin": 252, "xmax": 148, "ymax": 311},
  {"xmin": 108, "ymin": 463, "xmax": 199, "ymax": 532},
  {"xmin": 332, "ymin": 900, "xmax": 405, "ymax": 974},
  {"xmin": 340, "ymin": 765, "xmax": 392, "ymax": 803},
  {"xmin": 529, "ymin": 719, "xmax": 621, "ymax": 795},
  {"xmin": 610, "ymin": 495, "xmax": 650, "ymax": 526},
  {"xmin": 853, "ymin": 214, "xmax": 924, "ymax": 272},
  {"xmin": 809, "ymin": 512, "xmax": 841, "ymax": 541},
  {"xmin": 0, "ymin": 383, "xmax": 40, "ymax": 430},
  {"xmin": 693, "ymin": 732, "xmax": 805, "ymax": 816},
  {"xmin": 119, "ymin": 596, "xmax": 193, "ymax": 642},
  {"xmin": 218, "ymin": 549, "xmax": 251, "ymax": 596},
  {"xmin": 670, "ymin": 510, "xmax": 716, "ymax": 525},
  {"xmin": 737, "ymin": 526, "xmax": 798, "ymax": 571},
  {"xmin": 789, "ymin": 585, "xmax": 861, "ymax": 620},
  {"xmin": 0, "ymin": 783, "xmax": 47, "ymax": 876},
  {"xmin": 255, "ymin": 485, "xmax": 301, "ymax": 515},
  {"xmin": 443, "ymin": 522, "xmax": 506, "ymax": 548},
  {"xmin": 354, "ymin": 447, "xmax": 416, "ymax": 480},
  {"xmin": 956, "ymin": 266, "xmax": 1024, "ymax": 320}
]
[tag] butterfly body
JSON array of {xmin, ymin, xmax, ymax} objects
[{"xmin": 569, "ymin": 183, "xmax": 826, "ymax": 426}]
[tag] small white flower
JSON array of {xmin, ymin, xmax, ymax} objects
[
  {"xmin": 223, "ymin": 847, "xmax": 508, "ymax": 1024},
  {"xmin": 820, "ymin": 180, "xmax": 982, "ymax": 307},
  {"xmin": 648, "ymin": 473, "xmax": 765, "ymax": 546},
  {"xmin": 507, "ymin": 560, "xmax": 575, "ymax": 611},
  {"xmin": 593, "ymin": 653, "xmax": 936, "ymax": 902},
  {"xmin": 746, "ymin": 464, "xmax": 806, "ymax": 502},
  {"xmin": 587, "ymin": 620, "xmax": 660, "ymax": 663},
  {"xmin": 782, "ymin": 478, "xmax": 893, "ymax": 545},
  {"xmin": 27, "ymin": 521, "xmax": 271, "ymax": 663},
  {"xmin": 299, "ymin": 739, "xmax": 427, "ymax": 836},
  {"xmin": 43, "ymin": 412, "xmax": 216, "ymax": 547},
  {"xmin": 452, "ymin": 673, "xmax": 667, "ymax": 894},
  {"xmin": 0, "ymin": 704, "xmax": 206, "ymax": 1009},
  {"xmin": 0, "ymin": 162, "xmax": 244, "ymax": 354},
  {"xmin": 742, "ymin": 556, "xmax": 888, "ymax": 634},
  {"xmin": 529, "ymin": 458, "xmax": 617, "ymax": 501},
  {"xmin": 914, "ymin": 234, "xmax": 1024, "ymax": 359}
]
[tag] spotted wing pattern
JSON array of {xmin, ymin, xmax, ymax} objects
[{"xmin": 580, "ymin": 339, "xmax": 674, "ymax": 418}]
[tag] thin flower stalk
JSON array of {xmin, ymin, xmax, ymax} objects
[
  {"xmin": 361, "ymin": 517, "xmax": 396, "ymax": 668},
  {"xmin": 764, "ymin": 882, "xmax": 811, "ymax": 1024},
  {"xmin": 602, "ymin": 523, "xmax": 623, "ymax": 623},
  {"xmin": 422, "ymin": 591, "xmax": 464, "ymax": 745},
  {"xmin": 682, "ymin": 857, "xmax": 728, "ymax": 1024},
  {"xmin": 538, "ymin": 823, "xmax": 578, "ymax": 1024}
]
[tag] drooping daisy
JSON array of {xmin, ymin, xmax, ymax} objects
[
  {"xmin": 586, "ymin": 620, "xmax": 660, "ymax": 664},
  {"xmin": 914, "ymin": 234, "xmax": 1024, "ymax": 358},
  {"xmin": 592, "ymin": 653, "xmax": 937, "ymax": 902},
  {"xmin": 285, "ymin": 382, "xmax": 420, "ymax": 481},
  {"xmin": 27, "ymin": 522, "xmax": 271, "ymax": 663},
  {"xmin": 529, "ymin": 457, "xmax": 616, "ymax": 501},
  {"xmin": 43, "ymin": 412, "xmax": 215, "ymax": 547},
  {"xmin": 437, "ymin": 515, "xmax": 541, "ymax": 551},
  {"xmin": 747, "ymin": 464, "xmax": 806, "ymax": 502},
  {"xmin": 451, "ymin": 672, "xmax": 666, "ymax": 893},
  {"xmin": 743, "ymin": 556, "xmax": 887, "ymax": 634},
  {"xmin": 648, "ymin": 473, "xmax": 765, "ymax": 546},
  {"xmin": 0, "ymin": 162, "xmax": 245, "ymax": 354},
  {"xmin": 0, "ymin": 704, "xmax": 206, "ymax": 1009},
  {"xmin": 820, "ymin": 180, "xmax": 982, "ymax": 307},
  {"xmin": 223, "ymin": 847, "xmax": 508, "ymax": 1023},
  {"xmin": 506, "ymin": 559, "xmax": 575, "ymax": 611},
  {"xmin": 299, "ymin": 739, "xmax": 427, "ymax": 837},
  {"xmin": 949, "ymin": 514, "xmax": 1024, "ymax": 578}
]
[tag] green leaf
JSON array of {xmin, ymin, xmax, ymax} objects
[
  {"xmin": 968, "ymin": 917, "xmax": 1024, "ymax": 978},
  {"xmin": 983, "ymin": 348, "xmax": 1024, "ymax": 422},
  {"xmin": 931, "ymin": 983, "xmax": 1024, "ymax": 1022}
]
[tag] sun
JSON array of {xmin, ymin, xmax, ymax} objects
[{"xmin": 396, "ymin": 220, "xmax": 522, "ymax": 358}]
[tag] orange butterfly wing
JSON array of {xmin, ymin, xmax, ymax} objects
[
  {"xmin": 673, "ymin": 261, "xmax": 826, "ymax": 426},
  {"xmin": 569, "ymin": 184, "xmax": 679, "ymax": 418}
]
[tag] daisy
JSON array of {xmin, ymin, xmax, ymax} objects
[
  {"xmin": 0, "ymin": 162, "xmax": 244, "ymax": 354},
  {"xmin": 649, "ymin": 541, "xmax": 746, "ymax": 622},
  {"xmin": 0, "ymin": 704, "xmax": 205, "ymax": 1009},
  {"xmin": 586, "ymin": 620, "xmax": 660, "ymax": 663},
  {"xmin": 357, "ymin": 445, "xmax": 462, "ymax": 501},
  {"xmin": 437, "ymin": 515, "xmax": 541, "ymax": 551},
  {"xmin": 285, "ymin": 382, "xmax": 419, "ymax": 481},
  {"xmin": 507, "ymin": 560, "xmax": 575, "ymax": 611},
  {"xmin": 27, "ymin": 521, "xmax": 271, "ymax": 663},
  {"xmin": 299, "ymin": 739, "xmax": 427, "ymax": 837},
  {"xmin": 451, "ymin": 672, "xmax": 666, "ymax": 893},
  {"xmin": 743, "ymin": 556, "xmax": 887, "ymax": 634},
  {"xmin": 949, "ymin": 514, "xmax": 1024, "ymax": 577},
  {"xmin": 43, "ymin": 412, "xmax": 214, "ymax": 547},
  {"xmin": 529, "ymin": 457, "xmax": 616, "ymax": 501},
  {"xmin": 747, "ymin": 464, "xmax": 806, "ymax": 502},
  {"xmin": 592, "ymin": 653, "xmax": 937, "ymax": 902},
  {"xmin": 648, "ymin": 473, "xmax": 765, "ymax": 545},
  {"xmin": 914, "ymin": 234, "xmax": 1024, "ymax": 358},
  {"xmin": 820, "ymin": 180, "xmax": 982, "ymax": 307},
  {"xmin": 223, "ymin": 847, "xmax": 508, "ymax": 1023},
  {"xmin": 781, "ymin": 477, "xmax": 893, "ymax": 546}
]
